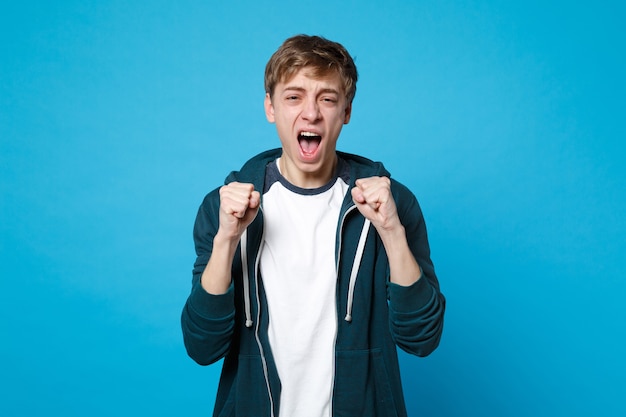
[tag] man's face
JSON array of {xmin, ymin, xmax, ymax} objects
[{"xmin": 264, "ymin": 68, "xmax": 352, "ymax": 188}]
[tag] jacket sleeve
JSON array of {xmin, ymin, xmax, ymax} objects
[
  {"xmin": 181, "ymin": 190, "xmax": 236, "ymax": 365},
  {"xmin": 387, "ymin": 181, "xmax": 446, "ymax": 357}
]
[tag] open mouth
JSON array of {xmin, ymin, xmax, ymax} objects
[{"xmin": 298, "ymin": 131, "xmax": 322, "ymax": 156}]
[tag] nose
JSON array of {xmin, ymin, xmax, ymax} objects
[{"xmin": 301, "ymin": 97, "xmax": 321, "ymax": 122}]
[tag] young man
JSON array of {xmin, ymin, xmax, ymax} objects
[{"xmin": 181, "ymin": 35, "xmax": 445, "ymax": 417}]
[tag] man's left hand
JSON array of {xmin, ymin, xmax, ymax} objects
[{"xmin": 351, "ymin": 176, "xmax": 401, "ymax": 234}]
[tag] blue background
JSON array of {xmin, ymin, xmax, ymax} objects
[{"xmin": 1, "ymin": 1, "xmax": 624, "ymax": 416}]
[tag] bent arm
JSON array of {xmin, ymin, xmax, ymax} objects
[
  {"xmin": 385, "ymin": 182, "xmax": 445, "ymax": 357},
  {"xmin": 181, "ymin": 191, "xmax": 237, "ymax": 365},
  {"xmin": 181, "ymin": 183, "xmax": 260, "ymax": 365}
]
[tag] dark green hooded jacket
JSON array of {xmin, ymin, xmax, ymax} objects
[{"xmin": 182, "ymin": 149, "xmax": 445, "ymax": 417}]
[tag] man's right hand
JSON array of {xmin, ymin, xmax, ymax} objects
[
  {"xmin": 202, "ymin": 182, "xmax": 260, "ymax": 295},
  {"xmin": 217, "ymin": 182, "xmax": 261, "ymax": 243}
]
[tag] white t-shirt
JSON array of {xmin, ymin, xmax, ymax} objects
[{"xmin": 260, "ymin": 158, "xmax": 350, "ymax": 417}]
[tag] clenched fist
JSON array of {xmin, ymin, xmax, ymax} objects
[
  {"xmin": 351, "ymin": 176, "xmax": 401, "ymax": 234},
  {"xmin": 351, "ymin": 176, "xmax": 422, "ymax": 286},
  {"xmin": 218, "ymin": 182, "xmax": 261, "ymax": 243},
  {"xmin": 202, "ymin": 182, "xmax": 260, "ymax": 294}
]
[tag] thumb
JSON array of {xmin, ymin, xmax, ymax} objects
[{"xmin": 351, "ymin": 186, "xmax": 365, "ymax": 204}]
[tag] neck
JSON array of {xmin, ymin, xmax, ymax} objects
[{"xmin": 278, "ymin": 155, "xmax": 337, "ymax": 189}]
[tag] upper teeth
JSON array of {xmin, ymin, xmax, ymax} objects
[{"xmin": 300, "ymin": 132, "xmax": 318, "ymax": 137}]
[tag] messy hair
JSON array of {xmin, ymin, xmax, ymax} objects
[{"xmin": 264, "ymin": 35, "xmax": 358, "ymax": 103}]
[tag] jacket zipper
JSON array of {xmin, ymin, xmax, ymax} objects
[
  {"xmin": 248, "ymin": 207, "xmax": 276, "ymax": 417},
  {"xmin": 329, "ymin": 203, "xmax": 358, "ymax": 415}
]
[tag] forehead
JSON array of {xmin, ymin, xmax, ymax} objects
[{"xmin": 278, "ymin": 67, "xmax": 344, "ymax": 93}]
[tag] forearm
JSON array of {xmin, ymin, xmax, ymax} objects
[
  {"xmin": 201, "ymin": 232, "xmax": 239, "ymax": 294},
  {"xmin": 378, "ymin": 225, "xmax": 422, "ymax": 286},
  {"xmin": 380, "ymin": 219, "xmax": 444, "ymax": 356},
  {"xmin": 183, "ymin": 241, "xmax": 238, "ymax": 364}
]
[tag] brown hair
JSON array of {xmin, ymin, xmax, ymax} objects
[{"xmin": 264, "ymin": 35, "xmax": 358, "ymax": 103}]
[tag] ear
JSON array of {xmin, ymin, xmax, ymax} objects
[
  {"xmin": 264, "ymin": 93, "xmax": 275, "ymax": 123},
  {"xmin": 343, "ymin": 101, "xmax": 352, "ymax": 124}
]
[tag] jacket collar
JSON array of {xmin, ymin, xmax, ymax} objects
[{"xmin": 224, "ymin": 148, "xmax": 390, "ymax": 191}]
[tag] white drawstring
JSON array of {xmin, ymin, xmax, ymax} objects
[
  {"xmin": 243, "ymin": 214, "xmax": 370, "ymax": 325},
  {"xmin": 344, "ymin": 218, "xmax": 371, "ymax": 322},
  {"xmin": 240, "ymin": 229, "xmax": 253, "ymax": 328}
]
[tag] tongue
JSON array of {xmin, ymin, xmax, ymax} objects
[{"xmin": 300, "ymin": 137, "xmax": 320, "ymax": 154}]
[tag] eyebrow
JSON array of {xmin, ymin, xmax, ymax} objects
[{"xmin": 282, "ymin": 86, "xmax": 341, "ymax": 96}]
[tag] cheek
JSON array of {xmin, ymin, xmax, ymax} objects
[{"xmin": 276, "ymin": 108, "xmax": 298, "ymax": 125}]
